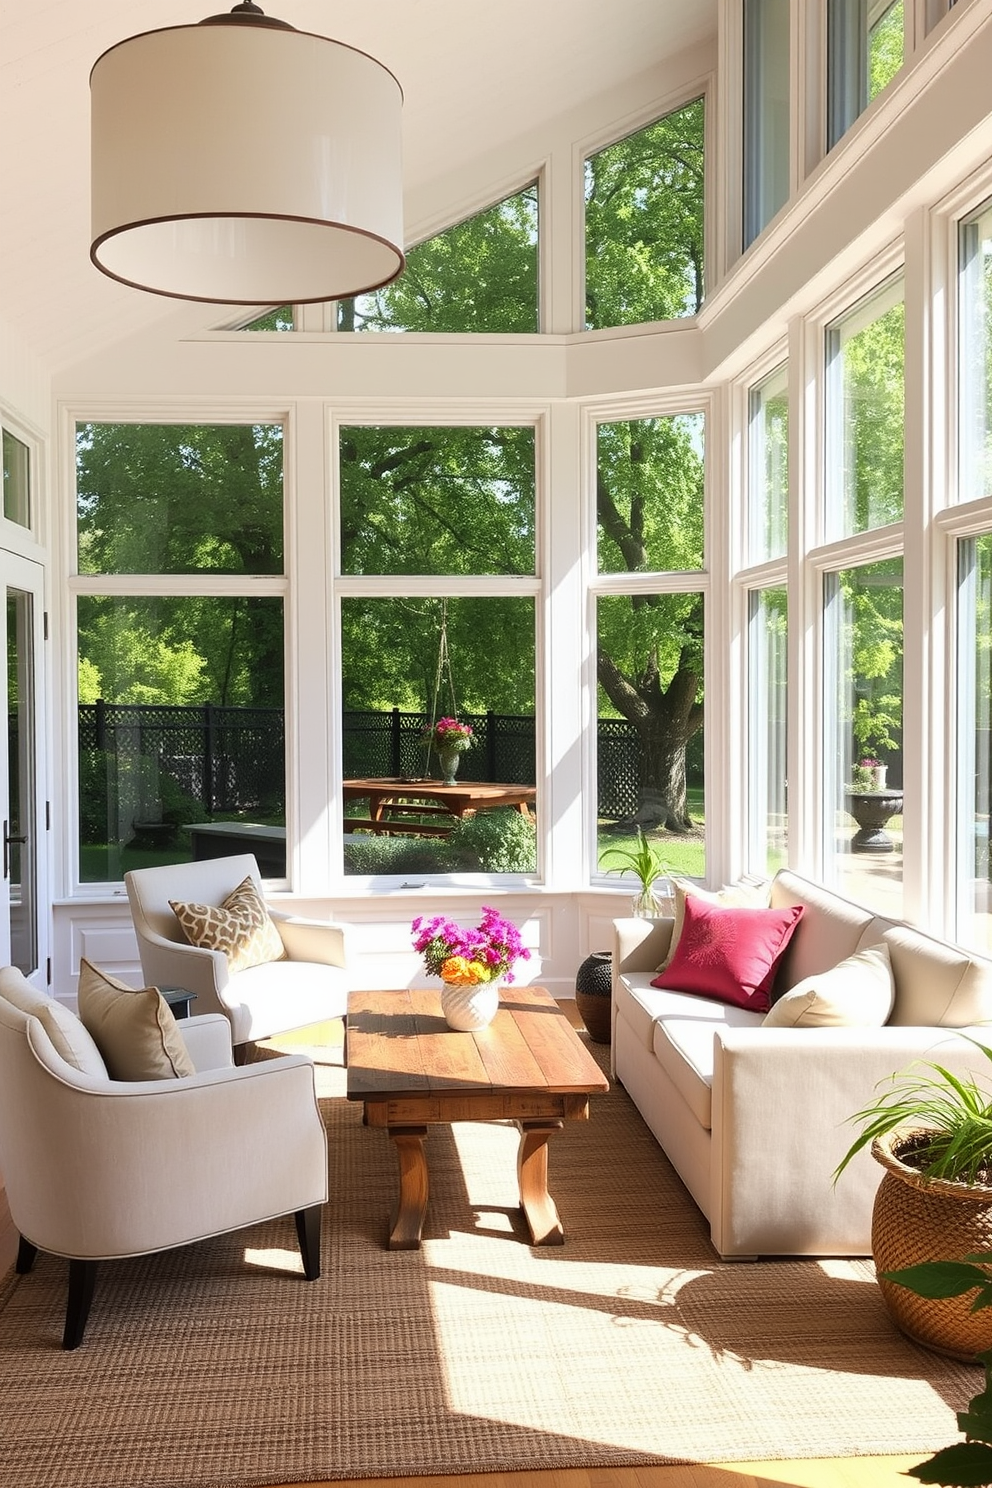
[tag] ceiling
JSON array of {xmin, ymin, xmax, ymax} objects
[{"xmin": 0, "ymin": 0, "xmax": 716, "ymax": 377}]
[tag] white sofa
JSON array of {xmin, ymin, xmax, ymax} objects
[{"xmin": 611, "ymin": 869, "xmax": 992, "ymax": 1259}]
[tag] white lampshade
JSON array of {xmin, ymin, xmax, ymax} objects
[{"xmin": 90, "ymin": 6, "xmax": 404, "ymax": 304}]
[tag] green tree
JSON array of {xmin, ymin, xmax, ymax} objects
[
  {"xmin": 338, "ymin": 184, "xmax": 538, "ymax": 334},
  {"xmin": 596, "ymin": 416, "xmax": 705, "ymax": 831},
  {"xmin": 585, "ymin": 97, "xmax": 705, "ymax": 329}
]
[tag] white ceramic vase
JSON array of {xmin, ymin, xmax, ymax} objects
[{"xmin": 440, "ymin": 979, "xmax": 501, "ymax": 1031}]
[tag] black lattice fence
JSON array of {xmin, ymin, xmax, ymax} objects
[
  {"xmin": 78, "ymin": 702, "xmax": 651, "ymax": 836},
  {"xmin": 342, "ymin": 708, "xmax": 538, "ymax": 786},
  {"xmin": 597, "ymin": 718, "xmax": 642, "ymax": 821},
  {"xmin": 79, "ymin": 700, "xmax": 285, "ymax": 833}
]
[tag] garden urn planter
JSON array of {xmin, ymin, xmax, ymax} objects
[{"xmin": 871, "ymin": 1129, "xmax": 992, "ymax": 1362}]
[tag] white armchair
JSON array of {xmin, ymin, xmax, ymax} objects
[
  {"xmin": 125, "ymin": 853, "xmax": 350, "ymax": 1046},
  {"xmin": 0, "ymin": 965, "xmax": 328, "ymax": 1348}
]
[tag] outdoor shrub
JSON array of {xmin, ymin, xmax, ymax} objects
[
  {"xmin": 447, "ymin": 808, "xmax": 537, "ymax": 873},
  {"xmin": 343, "ymin": 835, "xmax": 461, "ymax": 876}
]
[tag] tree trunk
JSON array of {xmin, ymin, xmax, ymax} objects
[{"xmin": 635, "ymin": 722, "xmax": 692, "ymax": 831}]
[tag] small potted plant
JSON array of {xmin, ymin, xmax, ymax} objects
[
  {"xmin": 423, "ymin": 716, "xmax": 473, "ymax": 785},
  {"xmin": 411, "ymin": 906, "xmax": 529, "ymax": 1030},
  {"xmin": 878, "ymin": 1257, "xmax": 992, "ymax": 1484},
  {"xmin": 601, "ymin": 827, "xmax": 673, "ymax": 918},
  {"xmin": 836, "ymin": 1040, "xmax": 992, "ymax": 1361}
]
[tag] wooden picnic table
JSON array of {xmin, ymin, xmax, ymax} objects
[{"xmin": 342, "ymin": 778, "xmax": 536, "ymax": 837}]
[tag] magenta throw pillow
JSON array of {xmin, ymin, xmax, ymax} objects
[{"xmin": 649, "ymin": 895, "xmax": 805, "ymax": 1012}]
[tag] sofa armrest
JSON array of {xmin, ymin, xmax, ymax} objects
[
  {"xmin": 269, "ymin": 911, "xmax": 349, "ymax": 967},
  {"xmin": 612, "ymin": 917, "xmax": 674, "ymax": 981},
  {"xmin": 709, "ymin": 1024, "xmax": 990, "ymax": 1258}
]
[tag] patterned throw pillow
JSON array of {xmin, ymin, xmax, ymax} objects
[{"xmin": 170, "ymin": 875, "xmax": 286, "ymax": 974}]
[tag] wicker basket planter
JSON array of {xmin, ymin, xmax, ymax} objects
[{"xmin": 871, "ymin": 1129, "xmax": 992, "ymax": 1362}]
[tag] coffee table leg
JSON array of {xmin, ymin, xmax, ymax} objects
[
  {"xmin": 517, "ymin": 1120, "xmax": 565, "ymax": 1245},
  {"xmin": 388, "ymin": 1125, "xmax": 429, "ymax": 1250}
]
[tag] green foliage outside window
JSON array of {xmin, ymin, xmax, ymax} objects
[
  {"xmin": 339, "ymin": 424, "xmax": 535, "ymax": 577},
  {"xmin": 585, "ymin": 97, "xmax": 705, "ymax": 330},
  {"xmin": 341, "ymin": 596, "xmax": 535, "ymax": 718},
  {"xmin": 338, "ymin": 184, "xmax": 538, "ymax": 334},
  {"xmin": 869, "ymin": 1, "xmax": 904, "ymax": 102},
  {"xmin": 76, "ymin": 422, "xmax": 284, "ymax": 575},
  {"xmin": 597, "ymin": 415, "xmax": 704, "ymax": 574}
]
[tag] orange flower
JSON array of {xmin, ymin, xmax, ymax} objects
[{"xmin": 440, "ymin": 955, "xmax": 488, "ymax": 987}]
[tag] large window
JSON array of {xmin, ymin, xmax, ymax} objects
[
  {"xmin": 337, "ymin": 424, "xmax": 538, "ymax": 880},
  {"xmin": 74, "ymin": 422, "xmax": 286, "ymax": 883},
  {"xmin": 585, "ymin": 98, "xmax": 705, "ymax": 330},
  {"xmin": 825, "ymin": 279, "xmax": 905, "ymax": 539},
  {"xmin": 339, "ymin": 425, "xmax": 535, "ymax": 577},
  {"xmin": 823, "ymin": 558, "xmax": 904, "ymax": 916},
  {"xmin": 827, "ymin": 0, "xmax": 905, "ymax": 151},
  {"xmin": 747, "ymin": 586, "xmax": 788, "ymax": 878},
  {"xmin": 2, "ymin": 429, "xmax": 30, "ymax": 529},
  {"xmin": 748, "ymin": 363, "xmax": 789, "ymax": 562},
  {"xmin": 955, "ymin": 533, "xmax": 992, "ymax": 953},
  {"xmin": 595, "ymin": 413, "xmax": 706, "ymax": 881},
  {"xmin": 338, "ymin": 184, "xmax": 539, "ymax": 334},
  {"xmin": 959, "ymin": 198, "xmax": 992, "ymax": 505},
  {"xmin": 743, "ymin": 0, "xmax": 790, "ymax": 249}
]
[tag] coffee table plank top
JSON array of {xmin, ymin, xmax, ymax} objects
[{"xmin": 346, "ymin": 985, "xmax": 608, "ymax": 1103}]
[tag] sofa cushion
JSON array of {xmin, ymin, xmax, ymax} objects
[
  {"xmin": 0, "ymin": 967, "xmax": 108, "ymax": 1076},
  {"xmin": 879, "ymin": 924, "xmax": 992, "ymax": 1027},
  {"xmin": 768, "ymin": 871, "xmax": 878, "ymax": 995},
  {"xmin": 77, "ymin": 960, "xmax": 196, "ymax": 1081},
  {"xmin": 656, "ymin": 877, "xmax": 771, "ymax": 973},
  {"xmin": 170, "ymin": 874, "xmax": 286, "ymax": 975},
  {"xmin": 653, "ymin": 1004, "xmax": 764, "ymax": 1129},
  {"xmin": 762, "ymin": 942, "xmax": 894, "ymax": 1028},
  {"xmin": 650, "ymin": 896, "xmax": 804, "ymax": 1012}
]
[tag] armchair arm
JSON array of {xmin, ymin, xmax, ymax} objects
[
  {"xmin": 177, "ymin": 1013, "xmax": 234, "ymax": 1072},
  {"xmin": 134, "ymin": 928, "xmax": 231, "ymax": 1017},
  {"xmin": 709, "ymin": 1024, "xmax": 990, "ymax": 1258},
  {"xmin": 23, "ymin": 1039, "xmax": 327, "ymax": 1262},
  {"xmin": 269, "ymin": 911, "xmax": 349, "ymax": 968}
]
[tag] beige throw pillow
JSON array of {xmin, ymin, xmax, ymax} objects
[
  {"xmin": 762, "ymin": 942, "xmax": 894, "ymax": 1028},
  {"xmin": 656, "ymin": 877, "xmax": 772, "ymax": 973},
  {"xmin": 77, "ymin": 959, "xmax": 195, "ymax": 1080},
  {"xmin": 170, "ymin": 874, "xmax": 285, "ymax": 975}
]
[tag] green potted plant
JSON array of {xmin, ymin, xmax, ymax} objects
[
  {"xmin": 836, "ymin": 1041, "xmax": 992, "ymax": 1361},
  {"xmin": 879, "ymin": 1257, "xmax": 992, "ymax": 1485},
  {"xmin": 601, "ymin": 827, "xmax": 673, "ymax": 918}
]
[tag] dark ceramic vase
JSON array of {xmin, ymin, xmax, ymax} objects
[{"xmin": 575, "ymin": 950, "xmax": 613, "ymax": 1043}]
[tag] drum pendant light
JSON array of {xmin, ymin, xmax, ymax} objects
[{"xmin": 89, "ymin": 2, "xmax": 405, "ymax": 305}]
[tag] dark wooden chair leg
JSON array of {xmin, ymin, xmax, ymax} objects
[
  {"xmin": 15, "ymin": 1235, "xmax": 37, "ymax": 1273},
  {"xmin": 63, "ymin": 1259, "xmax": 98, "ymax": 1350},
  {"xmin": 294, "ymin": 1205, "xmax": 322, "ymax": 1281}
]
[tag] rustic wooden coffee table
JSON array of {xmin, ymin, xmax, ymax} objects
[{"xmin": 346, "ymin": 984, "xmax": 609, "ymax": 1250}]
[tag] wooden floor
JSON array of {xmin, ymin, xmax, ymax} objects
[{"xmin": 0, "ymin": 1002, "xmax": 931, "ymax": 1488}]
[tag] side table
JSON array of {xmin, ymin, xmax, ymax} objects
[{"xmin": 160, "ymin": 986, "xmax": 197, "ymax": 1019}]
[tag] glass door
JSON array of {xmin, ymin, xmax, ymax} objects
[{"xmin": 0, "ymin": 556, "xmax": 46, "ymax": 980}]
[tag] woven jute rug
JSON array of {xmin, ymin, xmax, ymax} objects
[{"xmin": 0, "ymin": 1027, "xmax": 980, "ymax": 1488}]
